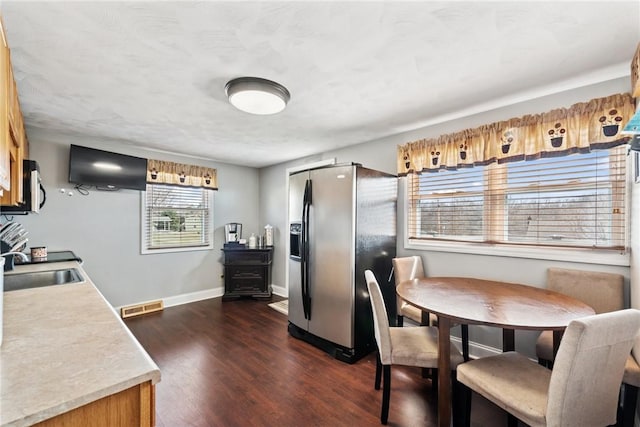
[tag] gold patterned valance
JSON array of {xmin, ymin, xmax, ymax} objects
[
  {"xmin": 397, "ymin": 93, "xmax": 636, "ymax": 175},
  {"xmin": 147, "ymin": 159, "xmax": 218, "ymax": 190}
]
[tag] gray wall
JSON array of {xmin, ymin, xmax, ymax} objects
[
  {"xmin": 12, "ymin": 129, "xmax": 261, "ymax": 307},
  {"xmin": 259, "ymin": 76, "xmax": 633, "ymax": 358},
  {"xmin": 11, "ymin": 76, "xmax": 633, "ymax": 357}
]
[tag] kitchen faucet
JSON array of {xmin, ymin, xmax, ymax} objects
[
  {"xmin": 1, "ymin": 251, "xmax": 29, "ymax": 271},
  {"xmin": 2, "ymin": 251, "xmax": 28, "ymax": 262}
]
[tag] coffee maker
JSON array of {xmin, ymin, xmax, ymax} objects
[{"xmin": 225, "ymin": 223, "xmax": 242, "ymax": 243}]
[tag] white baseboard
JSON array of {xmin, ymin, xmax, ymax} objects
[
  {"xmin": 114, "ymin": 287, "xmax": 224, "ymax": 313},
  {"xmin": 450, "ymin": 336, "xmax": 503, "ymax": 359},
  {"xmin": 272, "ymin": 284, "xmax": 287, "ymax": 297},
  {"xmin": 163, "ymin": 287, "xmax": 224, "ymax": 308},
  {"xmin": 117, "ymin": 284, "xmax": 288, "ymax": 314}
]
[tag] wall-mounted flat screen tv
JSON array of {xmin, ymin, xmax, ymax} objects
[{"xmin": 68, "ymin": 144, "xmax": 148, "ymax": 191}]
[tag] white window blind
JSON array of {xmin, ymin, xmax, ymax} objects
[
  {"xmin": 407, "ymin": 146, "xmax": 627, "ymax": 250},
  {"xmin": 142, "ymin": 184, "xmax": 213, "ymax": 253}
]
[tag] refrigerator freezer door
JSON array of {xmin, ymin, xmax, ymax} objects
[
  {"xmin": 307, "ymin": 165, "xmax": 355, "ymax": 348},
  {"xmin": 288, "ymin": 170, "xmax": 309, "ymax": 331}
]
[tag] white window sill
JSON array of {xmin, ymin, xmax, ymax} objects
[
  {"xmin": 404, "ymin": 239, "xmax": 630, "ymax": 267},
  {"xmin": 141, "ymin": 244, "xmax": 213, "ymax": 255}
]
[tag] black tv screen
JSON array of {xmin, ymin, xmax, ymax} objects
[{"xmin": 68, "ymin": 144, "xmax": 148, "ymax": 191}]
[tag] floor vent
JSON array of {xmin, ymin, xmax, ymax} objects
[{"xmin": 121, "ymin": 300, "xmax": 164, "ymax": 319}]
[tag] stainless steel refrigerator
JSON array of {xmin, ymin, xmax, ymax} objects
[{"xmin": 288, "ymin": 163, "xmax": 397, "ymax": 363}]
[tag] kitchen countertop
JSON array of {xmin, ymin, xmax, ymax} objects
[{"xmin": 0, "ymin": 261, "xmax": 161, "ymax": 427}]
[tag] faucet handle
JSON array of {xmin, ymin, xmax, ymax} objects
[{"xmin": 2, "ymin": 252, "xmax": 15, "ymax": 272}]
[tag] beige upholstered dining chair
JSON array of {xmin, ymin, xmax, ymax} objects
[
  {"xmin": 392, "ymin": 256, "xmax": 427, "ymax": 327},
  {"xmin": 364, "ymin": 269, "xmax": 464, "ymax": 425},
  {"xmin": 457, "ymin": 309, "xmax": 640, "ymax": 427},
  {"xmin": 619, "ymin": 334, "xmax": 640, "ymax": 426},
  {"xmin": 392, "ymin": 256, "xmax": 469, "ymax": 361},
  {"xmin": 536, "ymin": 267, "xmax": 624, "ymax": 366}
]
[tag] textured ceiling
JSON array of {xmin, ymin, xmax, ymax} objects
[{"xmin": 2, "ymin": 1, "xmax": 639, "ymax": 167}]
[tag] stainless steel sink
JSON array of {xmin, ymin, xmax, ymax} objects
[{"xmin": 4, "ymin": 268, "xmax": 85, "ymax": 292}]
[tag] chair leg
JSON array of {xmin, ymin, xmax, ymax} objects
[
  {"xmin": 381, "ymin": 365, "xmax": 391, "ymax": 424},
  {"xmin": 458, "ymin": 381, "xmax": 472, "ymax": 427},
  {"xmin": 421, "ymin": 310, "xmax": 431, "ymax": 326},
  {"xmin": 621, "ymin": 383, "xmax": 639, "ymax": 427},
  {"xmin": 432, "ymin": 368, "xmax": 438, "ymax": 394},
  {"xmin": 375, "ymin": 353, "xmax": 382, "ymax": 390},
  {"xmin": 537, "ymin": 357, "xmax": 552, "ymax": 368},
  {"xmin": 461, "ymin": 324, "xmax": 470, "ymax": 361},
  {"xmin": 452, "ymin": 371, "xmax": 465, "ymax": 427},
  {"xmin": 397, "ymin": 315, "xmax": 404, "ymax": 327}
]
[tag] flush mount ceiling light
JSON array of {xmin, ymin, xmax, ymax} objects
[{"xmin": 225, "ymin": 77, "xmax": 290, "ymax": 115}]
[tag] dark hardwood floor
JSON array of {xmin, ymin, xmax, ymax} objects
[{"xmin": 125, "ymin": 297, "xmax": 509, "ymax": 427}]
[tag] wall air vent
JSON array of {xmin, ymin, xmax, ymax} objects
[{"xmin": 120, "ymin": 300, "xmax": 164, "ymax": 319}]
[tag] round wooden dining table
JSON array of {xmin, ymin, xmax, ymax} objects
[{"xmin": 396, "ymin": 276, "xmax": 595, "ymax": 427}]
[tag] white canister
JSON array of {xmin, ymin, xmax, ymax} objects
[
  {"xmin": 264, "ymin": 224, "xmax": 274, "ymax": 246},
  {"xmin": 248, "ymin": 233, "xmax": 257, "ymax": 249}
]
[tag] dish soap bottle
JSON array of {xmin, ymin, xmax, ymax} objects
[{"xmin": 248, "ymin": 233, "xmax": 257, "ymax": 248}]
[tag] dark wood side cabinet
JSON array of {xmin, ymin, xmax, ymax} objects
[{"xmin": 222, "ymin": 247, "xmax": 273, "ymax": 300}]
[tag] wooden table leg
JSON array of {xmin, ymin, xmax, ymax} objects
[
  {"xmin": 421, "ymin": 310, "xmax": 431, "ymax": 326},
  {"xmin": 437, "ymin": 316, "xmax": 452, "ymax": 427},
  {"xmin": 502, "ymin": 328, "xmax": 515, "ymax": 352}
]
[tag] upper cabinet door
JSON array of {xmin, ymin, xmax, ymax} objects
[
  {"xmin": 0, "ymin": 12, "xmax": 28, "ymax": 203},
  {"xmin": 0, "ymin": 15, "xmax": 11, "ymax": 192}
]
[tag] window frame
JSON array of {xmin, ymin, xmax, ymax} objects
[
  {"xmin": 140, "ymin": 183, "xmax": 214, "ymax": 255},
  {"xmin": 403, "ymin": 151, "xmax": 632, "ymax": 267}
]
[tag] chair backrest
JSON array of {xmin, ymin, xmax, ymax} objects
[
  {"xmin": 392, "ymin": 256, "xmax": 426, "ymax": 312},
  {"xmin": 365, "ymin": 270, "xmax": 392, "ymax": 365},
  {"xmin": 546, "ymin": 309, "xmax": 640, "ymax": 426},
  {"xmin": 546, "ymin": 267, "xmax": 624, "ymax": 314},
  {"xmin": 392, "ymin": 256, "xmax": 425, "ymax": 286}
]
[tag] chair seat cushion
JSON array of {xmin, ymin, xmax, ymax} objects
[
  {"xmin": 457, "ymin": 352, "xmax": 551, "ymax": 427},
  {"xmin": 623, "ymin": 354, "xmax": 640, "ymax": 387},
  {"xmin": 536, "ymin": 330, "xmax": 553, "ymax": 361},
  {"xmin": 389, "ymin": 326, "xmax": 464, "ymax": 369}
]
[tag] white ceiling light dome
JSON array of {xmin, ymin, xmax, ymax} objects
[{"xmin": 225, "ymin": 77, "xmax": 291, "ymax": 115}]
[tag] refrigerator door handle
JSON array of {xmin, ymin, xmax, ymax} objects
[
  {"xmin": 301, "ymin": 200, "xmax": 308, "ymax": 319},
  {"xmin": 302, "ymin": 179, "xmax": 312, "ymax": 320}
]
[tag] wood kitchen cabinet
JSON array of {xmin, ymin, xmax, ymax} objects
[
  {"xmin": 0, "ymin": 12, "xmax": 27, "ymax": 204},
  {"xmin": 34, "ymin": 381, "xmax": 155, "ymax": 427},
  {"xmin": 222, "ymin": 247, "xmax": 273, "ymax": 300},
  {"xmin": 0, "ymin": 15, "xmax": 10, "ymax": 192}
]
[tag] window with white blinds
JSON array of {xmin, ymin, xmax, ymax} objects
[
  {"xmin": 141, "ymin": 184, "xmax": 214, "ymax": 254},
  {"xmin": 407, "ymin": 146, "xmax": 628, "ymax": 250}
]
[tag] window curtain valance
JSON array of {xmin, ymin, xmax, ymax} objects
[
  {"xmin": 146, "ymin": 159, "xmax": 218, "ymax": 190},
  {"xmin": 397, "ymin": 93, "xmax": 635, "ymax": 176}
]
